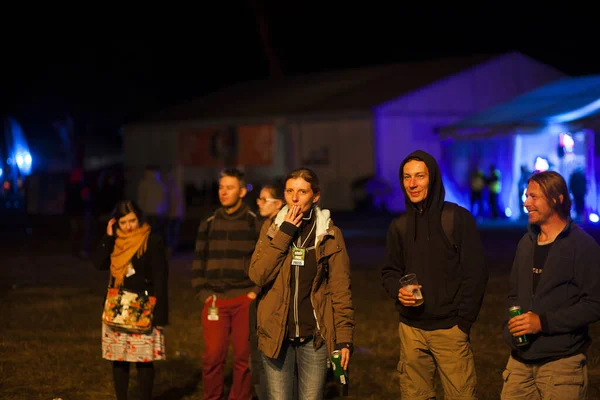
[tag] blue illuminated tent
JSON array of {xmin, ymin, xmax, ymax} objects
[
  {"xmin": 440, "ymin": 74, "xmax": 600, "ymax": 139},
  {"xmin": 439, "ymin": 75, "xmax": 600, "ymax": 221}
]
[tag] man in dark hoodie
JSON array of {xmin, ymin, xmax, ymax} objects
[
  {"xmin": 381, "ymin": 150, "xmax": 488, "ymax": 399},
  {"xmin": 500, "ymin": 171, "xmax": 600, "ymax": 399}
]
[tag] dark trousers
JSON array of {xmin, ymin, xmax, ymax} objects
[
  {"xmin": 489, "ymin": 193, "xmax": 499, "ymax": 219},
  {"xmin": 249, "ymin": 298, "xmax": 267, "ymax": 399},
  {"xmin": 470, "ymin": 191, "xmax": 483, "ymax": 218},
  {"xmin": 113, "ymin": 361, "xmax": 154, "ymax": 400}
]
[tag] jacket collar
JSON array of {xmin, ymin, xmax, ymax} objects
[
  {"xmin": 268, "ymin": 205, "xmax": 335, "ymax": 246},
  {"xmin": 527, "ymin": 216, "xmax": 573, "ymax": 242}
]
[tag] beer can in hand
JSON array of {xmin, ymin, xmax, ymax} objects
[
  {"xmin": 509, "ymin": 305, "xmax": 529, "ymax": 346},
  {"xmin": 331, "ymin": 350, "xmax": 348, "ymax": 385}
]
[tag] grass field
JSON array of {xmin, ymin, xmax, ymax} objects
[{"xmin": 1, "ymin": 232, "xmax": 600, "ymax": 399}]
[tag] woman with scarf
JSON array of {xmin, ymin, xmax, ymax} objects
[{"xmin": 92, "ymin": 200, "xmax": 169, "ymax": 400}]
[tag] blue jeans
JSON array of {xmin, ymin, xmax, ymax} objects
[{"xmin": 261, "ymin": 338, "xmax": 328, "ymax": 400}]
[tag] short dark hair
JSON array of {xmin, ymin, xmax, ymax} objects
[
  {"xmin": 220, "ymin": 168, "xmax": 246, "ymax": 187},
  {"xmin": 528, "ymin": 170, "xmax": 572, "ymax": 220},
  {"xmin": 262, "ymin": 183, "xmax": 283, "ymax": 200},
  {"xmin": 111, "ymin": 200, "xmax": 145, "ymax": 225},
  {"xmin": 285, "ymin": 168, "xmax": 320, "ymax": 194}
]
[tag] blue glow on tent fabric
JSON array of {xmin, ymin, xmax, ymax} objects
[
  {"xmin": 546, "ymin": 98, "xmax": 600, "ymax": 124},
  {"xmin": 6, "ymin": 118, "xmax": 32, "ymax": 175}
]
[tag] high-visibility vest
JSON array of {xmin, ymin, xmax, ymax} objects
[{"xmin": 489, "ymin": 170, "xmax": 501, "ymax": 194}]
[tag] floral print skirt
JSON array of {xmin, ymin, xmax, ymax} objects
[{"xmin": 101, "ymin": 323, "xmax": 166, "ymax": 362}]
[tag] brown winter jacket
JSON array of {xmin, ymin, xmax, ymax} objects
[{"xmin": 248, "ymin": 206, "xmax": 355, "ymax": 359}]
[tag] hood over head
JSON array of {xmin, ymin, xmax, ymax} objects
[
  {"xmin": 399, "ymin": 149, "xmax": 445, "ymax": 214},
  {"xmin": 398, "ymin": 150, "xmax": 446, "ymax": 242}
]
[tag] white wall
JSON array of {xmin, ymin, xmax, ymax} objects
[{"xmin": 287, "ymin": 117, "xmax": 374, "ymax": 211}]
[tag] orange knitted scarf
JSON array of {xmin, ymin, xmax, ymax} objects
[{"xmin": 110, "ymin": 223, "xmax": 151, "ymax": 287}]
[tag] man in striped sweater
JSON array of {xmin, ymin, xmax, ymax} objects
[{"xmin": 192, "ymin": 168, "xmax": 260, "ymax": 400}]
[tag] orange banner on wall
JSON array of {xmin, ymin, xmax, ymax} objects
[
  {"xmin": 237, "ymin": 124, "xmax": 275, "ymax": 165},
  {"xmin": 177, "ymin": 125, "xmax": 274, "ymax": 167}
]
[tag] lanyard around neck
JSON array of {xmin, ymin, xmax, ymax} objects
[{"xmin": 296, "ymin": 220, "xmax": 316, "ymax": 249}]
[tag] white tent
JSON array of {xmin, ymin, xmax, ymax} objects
[
  {"xmin": 440, "ymin": 74, "xmax": 600, "ymax": 221},
  {"xmin": 122, "ymin": 51, "xmax": 566, "ymax": 213}
]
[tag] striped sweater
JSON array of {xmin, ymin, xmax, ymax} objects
[{"xmin": 192, "ymin": 203, "xmax": 260, "ymax": 301}]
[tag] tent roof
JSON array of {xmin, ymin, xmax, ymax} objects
[
  {"xmin": 441, "ymin": 74, "xmax": 600, "ymax": 137},
  {"xmin": 133, "ymin": 53, "xmax": 505, "ymax": 125}
]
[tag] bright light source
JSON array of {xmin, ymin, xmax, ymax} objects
[
  {"xmin": 535, "ymin": 157, "xmax": 550, "ymax": 172},
  {"xmin": 14, "ymin": 151, "xmax": 32, "ymax": 175},
  {"xmin": 560, "ymin": 133, "xmax": 575, "ymax": 153},
  {"xmin": 505, "ymin": 207, "xmax": 512, "ymax": 218},
  {"xmin": 589, "ymin": 213, "xmax": 599, "ymax": 223}
]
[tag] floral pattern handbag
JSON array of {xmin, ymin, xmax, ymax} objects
[{"xmin": 102, "ymin": 287, "xmax": 156, "ymax": 333}]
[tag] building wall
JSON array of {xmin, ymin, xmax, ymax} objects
[
  {"xmin": 122, "ymin": 120, "xmax": 292, "ymax": 217},
  {"xmin": 286, "ymin": 117, "xmax": 375, "ymax": 211},
  {"xmin": 122, "ymin": 126, "xmax": 178, "ymax": 202},
  {"xmin": 374, "ymin": 115, "xmax": 465, "ymax": 211}
]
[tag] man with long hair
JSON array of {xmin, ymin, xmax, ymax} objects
[{"xmin": 501, "ymin": 170, "xmax": 600, "ymax": 398}]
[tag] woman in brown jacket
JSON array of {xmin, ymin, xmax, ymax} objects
[{"xmin": 248, "ymin": 168, "xmax": 355, "ymax": 400}]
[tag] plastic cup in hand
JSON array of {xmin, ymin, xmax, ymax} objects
[{"xmin": 400, "ymin": 273, "xmax": 424, "ymax": 306}]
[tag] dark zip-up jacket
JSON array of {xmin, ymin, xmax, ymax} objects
[
  {"xmin": 282, "ymin": 209, "xmax": 318, "ymax": 338},
  {"xmin": 502, "ymin": 218, "xmax": 600, "ymax": 361}
]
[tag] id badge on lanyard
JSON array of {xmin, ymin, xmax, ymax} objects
[
  {"xmin": 292, "ymin": 220, "xmax": 316, "ymax": 267},
  {"xmin": 208, "ymin": 295, "xmax": 219, "ymax": 321},
  {"xmin": 291, "ymin": 245, "xmax": 306, "ymax": 266}
]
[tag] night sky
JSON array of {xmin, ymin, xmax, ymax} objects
[{"xmin": 1, "ymin": 4, "xmax": 597, "ymax": 143}]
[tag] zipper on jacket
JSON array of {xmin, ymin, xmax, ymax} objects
[
  {"xmin": 529, "ymin": 294, "xmax": 534, "ymax": 310},
  {"xmin": 293, "ymin": 222, "xmax": 316, "ymax": 338},
  {"xmin": 312, "ymin": 245, "xmax": 325, "ymax": 340},
  {"xmin": 294, "ymin": 265, "xmax": 300, "ymax": 337}
]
